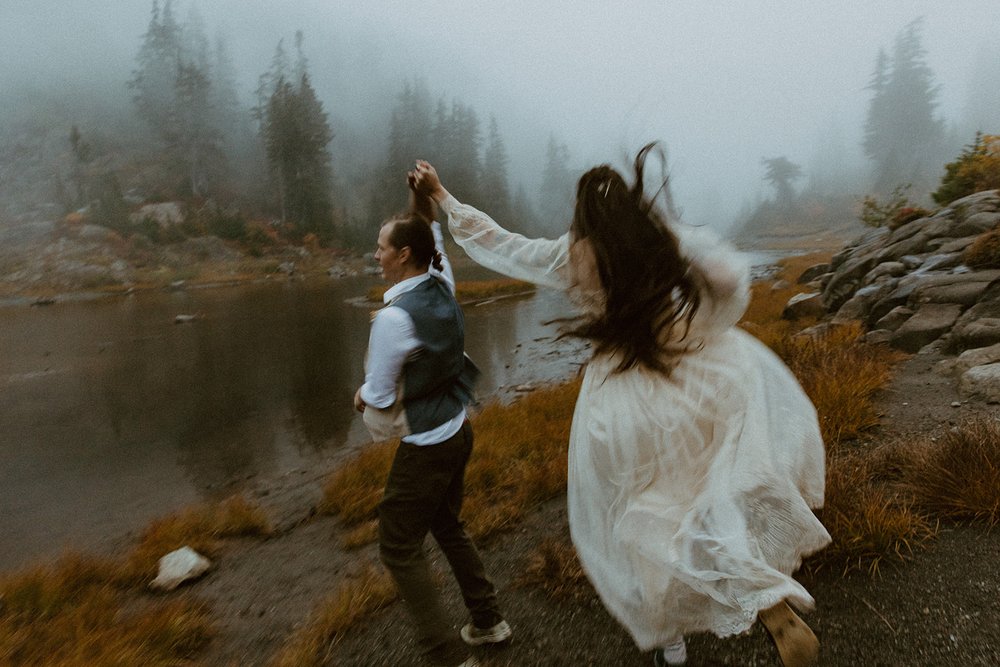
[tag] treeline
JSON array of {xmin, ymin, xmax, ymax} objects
[
  {"xmin": 60, "ymin": 0, "xmax": 579, "ymax": 250},
  {"xmin": 741, "ymin": 17, "xmax": 1000, "ymax": 239}
]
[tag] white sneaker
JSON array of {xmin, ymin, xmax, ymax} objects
[
  {"xmin": 653, "ymin": 638, "xmax": 687, "ymax": 666},
  {"xmin": 460, "ymin": 619, "xmax": 513, "ymax": 646}
]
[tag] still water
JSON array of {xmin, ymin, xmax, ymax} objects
[{"xmin": 0, "ymin": 277, "xmax": 583, "ymax": 572}]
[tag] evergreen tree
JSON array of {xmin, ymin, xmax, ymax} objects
[
  {"xmin": 261, "ymin": 36, "xmax": 334, "ymax": 240},
  {"xmin": 169, "ymin": 61, "xmax": 221, "ymax": 196},
  {"xmin": 863, "ymin": 18, "xmax": 944, "ymax": 191},
  {"xmin": 480, "ymin": 115, "xmax": 511, "ymax": 224},
  {"xmin": 129, "ymin": 0, "xmax": 182, "ymax": 135},
  {"xmin": 761, "ymin": 156, "xmax": 803, "ymax": 204},
  {"xmin": 68, "ymin": 125, "xmax": 93, "ymax": 208},
  {"xmin": 538, "ymin": 135, "xmax": 574, "ymax": 236}
]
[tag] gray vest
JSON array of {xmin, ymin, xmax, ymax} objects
[{"xmin": 391, "ymin": 277, "xmax": 478, "ymax": 434}]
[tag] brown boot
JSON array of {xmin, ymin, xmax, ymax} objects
[{"xmin": 758, "ymin": 601, "xmax": 819, "ymax": 667}]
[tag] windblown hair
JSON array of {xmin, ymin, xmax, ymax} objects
[
  {"xmin": 567, "ymin": 143, "xmax": 701, "ymax": 375},
  {"xmin": 384, "ymin": 214, "xmax": 443, "ymax": 272}
]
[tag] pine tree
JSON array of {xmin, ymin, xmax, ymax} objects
[
  {"xmin": 260, "ymin": 35, "xmax": 334, "ymax": 240},
  {"xmin": 480, "ymin": 116, "xmax": 511, "ymax": 223},
  {"xmin": 129, "ymin": 0, "xmax": 182, "ymax": 135},
  {"xmin": 538, "ymin": 135, "xmax": 574, "ymax": 236},
  {"xmin": 761, "ymin": 156, "xmax": 803, "ymax": 204},
  {"xmin": 862, "ymin": 18, "xmax": 944, "ymax": 191}
]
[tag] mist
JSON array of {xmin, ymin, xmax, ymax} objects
[{"xmin": 3, "ymin": 0, "xmax": 1000, "ymax": 234}]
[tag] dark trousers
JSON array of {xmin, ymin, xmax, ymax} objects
[{"xmin": 378, "ymin": 420, "xmax": 502, "ymax": 665}]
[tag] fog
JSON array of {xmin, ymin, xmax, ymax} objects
[{"xmin": 3, "ymin": 0, "xmax": 1000, "ymax": 231}]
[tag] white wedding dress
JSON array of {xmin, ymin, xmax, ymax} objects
[{"xmin": 438, "ymin": 195, "xmax": 830, "ymax": 650}]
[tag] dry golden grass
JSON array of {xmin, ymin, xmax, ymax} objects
[
  {"xmin": 0, "ymin": 553, "xmax": 214, "ymax": 667},
  {"xmin": 0, "ymin": 495, "xmax": 270, "ymax": 666},
  {"xmin": 810, "ymin": 451, "xmax": 937, "ymax": 575},
  {"xmin": 517, "ymin": 537, "xmax": 593, "ymax": 601},
  {"xmin": 322, "ymin": 379, "xmax": 580, "ymax": 543},
  {"xmin": 365, "ymin": 278, "xmax": 534, "ymax": 303},
  {"xmin": 267, "ymin": 565, "xmax": 397, "ymax": 667},
  {"xmin": 741, "ymin": 251, "xmax": 831, "ymax": 327},
  {"xmin": 320, "ymin": 441, "xmax": 395, "ymax": 523},
  {"xmin": 340, "ymin": 520, "xmax": 379, "ymax": 550},
  {"xmin": 891, "ymin": 418, "xmax": 1000, "ymax": 525},
  {"xmin": 764, "ymin": 323, "xmax": 905, "ymax": 447},
  {"xmin": 124, "ymin": 494, "xmax": 273, "ymax": 583}
]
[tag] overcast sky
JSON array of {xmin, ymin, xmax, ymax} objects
[{"xmin": 3, "ymin": 0, "xmax": 999, "ymax": 227}]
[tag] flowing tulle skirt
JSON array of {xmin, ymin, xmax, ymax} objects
[{"xmin": 567, "ymin": 328, "xmax": 830, "ymax": 650}]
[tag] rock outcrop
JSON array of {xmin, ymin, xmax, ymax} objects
[{"xmin": 786, "ymin": 189, "xmax": 1000, "ymax": 402}]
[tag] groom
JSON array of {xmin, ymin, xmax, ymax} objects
[{"xmin": 354, "ymin": 171, "xmax": 511, "ymax": 667}]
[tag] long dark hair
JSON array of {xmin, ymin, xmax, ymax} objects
[{"xmin": 567, "ymin": 143, "xmax": 701, "ymax": 374}]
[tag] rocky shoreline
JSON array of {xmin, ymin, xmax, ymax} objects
[{"xmin": 785, "ymin": 188, "xmax": 1000, "ymax": 403}]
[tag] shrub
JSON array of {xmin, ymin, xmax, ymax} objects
[
  {"xmin": 858, "ymin": 184, "xmax": 914, "ymax": 228},
  {"xmin": 932, "ymin": 133, "xmax": 1000, "ymax": 205},
  {"xmin": 890, "ymin": 206, "xmax": 931, "ymax": 229},
  {"xmin": 962, "ymin": 228, "xmax": 1000, "ymax": 269}
]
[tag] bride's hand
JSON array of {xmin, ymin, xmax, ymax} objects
[{"xmin": 412, "ymin": 160, "xmax": 448, "ymax": 202}]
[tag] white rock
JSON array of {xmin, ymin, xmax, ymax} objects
[{"xmin": 150, "ymin": 546, "xmax": 211, "ymax": 591}]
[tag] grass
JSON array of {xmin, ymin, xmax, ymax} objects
[
  {"xmin": 322, "ymin": 378, "xmax": 580, "ymax": 544},
  {"xmin": 266, "ymin": 565, "xmax": 397, "ymax": 667},
  {"xmin": 0, "ymin": 495, "xmax": 269, "ymax": 666},
  {"xmin": 516, "ymin": 537, "xmax": 593, "ymax": 602},
  {"xmin": 891, "ymin": 417, "xmax": 1000, "ymax": 525},
  {"xmin": 124, "ymin": 494, "xmax": 273, "ymax": 583},
  {"xmin": 365, "ymin": 278, "xmax": 535, "ymax": 304},
  {"xmin": 810, "ymin": 450, "xmax": 938, "ymax": 575}
]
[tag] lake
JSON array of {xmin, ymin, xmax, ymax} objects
[{"xmin": 0, "ymin": 276, "xmax": 585, "ymax": 572}]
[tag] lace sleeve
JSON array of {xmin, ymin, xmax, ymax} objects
[
  {"xmin": 439, "ymin": 195, "xmax": 571, "ymax": 290},
  {"xmin": 674, "ymin": 222, "xmax": 751, "ymax": 333}
]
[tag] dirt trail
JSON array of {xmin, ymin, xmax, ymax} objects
[{"xmin": 189, "ymin": 350, "xmax": 999, "ymax": 667}]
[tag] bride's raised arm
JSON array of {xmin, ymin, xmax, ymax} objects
[{"xmin": 413, "ymin": 160, "xmax": 571, "ymax": 290}]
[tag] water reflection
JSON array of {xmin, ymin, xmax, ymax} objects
[{"xmin": 0, "ymin": 278, "xmax": 579, "ymax": 570}]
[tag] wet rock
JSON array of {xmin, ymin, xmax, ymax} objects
[{"xmin": 150, "ymin": 546, "xmax": 211, "ymax": 590}]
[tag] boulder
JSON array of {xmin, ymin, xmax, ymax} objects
[
  {"xmin": 953, "ymin": 211, "xmax": 1000, "ymax": 237},
  {"xmin": 938, "ymin": 342, "xmax": 1000, "ymax": 377},
  {"xmin": 936, "ymin": 235, "xmax": 981, "ymax": 254},
  {"xmin": 917, "ymin": 253, "xmax": 963, "ymax": 272},
  {"xmin": 832, "ymin": 283, "xmax": 892, "ymax": 324},
  {"xmin": 911, "ymin": 271, "xmax": 1000, "ymax": 306},
  {"xmin": 875, "ymin": 306, "xmax": 914, "ymax": 332},
  {"xmin": 150, "ymin": 546, "xmax": 211, "ymax": 590},
  {"xmin": 952, "ymin": 189, "xmax": 1000, "ymax": 218},
  {"xmin": 822, "ymin": 253, "xmax": 880, "ymax": 311},
  {"xmin": 771, "ymin": 279, "xmax": 792, "ymax": 291},
  {"xmin": 877, "ymin": 231, "xmax": 931, "ymax": 263},
  {"xmin": 890, "ymin": 303, "xmax": 964, "ymax": 352},
  {"xmin": 863, "ymin": 261, "xmax": 907, "ymax": 284},
  {"xmin": 865, "ymin": 329, "xmax": 893, "ymax": 345},
  {"xmin": 782, "ymin": 292, "xmax": 825, "ymax": 320},
  {"xmin": 132, "ymin": 202, "xmax": 184, "ymax": 227},
  {"xmin": 959, "ymin": 362, "xmax": 1000, "ymax": 403},
  {"xmin": 951, "ymin": 318, "xmax": 1000, "ymax": 351},
  {"xmin": 797, "ymin": 262, "xmax": 831, "ymax": 284}
]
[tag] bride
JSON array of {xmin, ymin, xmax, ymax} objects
[{"xmin": 411, "ymin": 145, "xmax": 829, "ymax": 667}]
